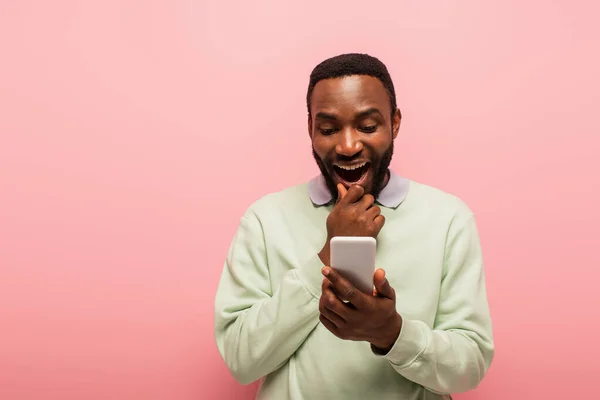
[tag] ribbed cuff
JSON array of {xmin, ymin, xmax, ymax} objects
[
  {"xmin": 296, "ymin": 253, "xmax": 326, "ymax": 299},
  {"xmin": 373, "ymin": 318, "xmax": 428, "ymax": 368}
]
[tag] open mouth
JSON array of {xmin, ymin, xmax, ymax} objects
[{"xmin": 332, "ymin": 161, "xmax": 371, "ymax": 186}]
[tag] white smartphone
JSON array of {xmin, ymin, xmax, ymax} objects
[{"xmin": 329, "ymin": 236, "xmax": 377, "ymax": 294}]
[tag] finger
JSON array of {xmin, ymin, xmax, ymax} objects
[
  {"xmin": 321, "ymin": 278, "xmax": 350, "ymax": 321},
  {"xmin": 374, "ymin": 214, "xmax": 385, "ymax": 230},
  {"xmin": 319, "ymin": 314, "xmax": 341, "ymax": 337},
  {"xmin": 319, "ymin": 304, "xmax": 346, "ymax": 327},
  {"xmin": 336, "ymin": 184, "xmax": 348, "ymax": 204},
  {"xmin": 322, "ymin": 276, "xmax": 332, "ymax": 292},
  {"xmin": 357, "ymin": 194, "xmax": 375, "ymax": 210},
  {"xmin": 339, "ymin": 184, "xmax": 364, "ymax": 205},
  {"xmin": 373, "ymin": 268, "xmax": 395, "ymax": 300},
  {"xmin": 366, "ymin": 205, "xmax": 381, "ymax": 219},
  {"xmin": 322, "ymin": 267, "xmax": 367, "ymax": 309}
]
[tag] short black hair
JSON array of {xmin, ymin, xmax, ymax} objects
[{"xmin": 306, "ymin": 53, "xmax": 397, "ymax": 118}]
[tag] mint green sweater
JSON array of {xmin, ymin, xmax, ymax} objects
[{"xmin": 214, "ymin": 180, "xmax": 494, "ymax": 400}]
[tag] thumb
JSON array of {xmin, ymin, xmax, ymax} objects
[
  {"xmin": 373, "ymin": 268, "xmax": 395, "ymax": 299},
  {"xmin": 336, "ymin": 183, "xmax": 348, "ymax": 203}
]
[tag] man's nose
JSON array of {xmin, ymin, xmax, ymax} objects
[{"xmin": 335, "ymin": 129, "xmax": 363, "ymax": 157}]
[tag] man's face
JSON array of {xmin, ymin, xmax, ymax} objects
[{"xmin": 309, "ymin": 75, "xmax": 401, "ymax": 200}]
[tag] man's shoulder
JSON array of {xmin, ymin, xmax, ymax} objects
[
  {"xmin": 405, "ymin": 179, "xmax": 474, "ymax": 218},
  {"xmin": 243, "ymin": 181, "xmax": 312, "ymax": 218}
]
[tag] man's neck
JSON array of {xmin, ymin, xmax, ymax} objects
[{"xmin": 381, "ymin": 169, "xmax": 391, "ymax": 190}]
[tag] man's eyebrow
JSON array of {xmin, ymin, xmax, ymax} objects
[
  {"xmin": 356, "ymin": 108, "xmax": 383, "ymax": 119},
  {"xmin": 315, "ymin": 108, "xmax": 383, "ymax": 121},
  {"xmin": 315, "ymin": 112, "xmax": 337, "ymax": 121}
]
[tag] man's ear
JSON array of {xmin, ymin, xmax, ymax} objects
[
  {"xmin": 308, "ymin": 114, "xmax": 313, "ymax": 139},
  {"xmin": 392, "ymin": 108, "xmax": 401, "ymax": 139}
]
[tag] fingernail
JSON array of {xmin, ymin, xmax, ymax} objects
[{"xmin": 322, "ymin": 267, "xmax": 330, "ymax": 276}]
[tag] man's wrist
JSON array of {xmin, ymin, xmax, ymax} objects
[{"xmin": 371, "ymin": 313, "xmax": 403, "ymax": 354}]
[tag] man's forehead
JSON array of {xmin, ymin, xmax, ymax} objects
[{"xmin": 311, "ymin": 75, "xmax": 389, "ymax": 113}]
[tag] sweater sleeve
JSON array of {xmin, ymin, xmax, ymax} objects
[
  {"xmin": 375, "ymin": 209, "xmax": 495, "ymax": 394},
  {"xmin": 214, "ymin": 209, "xmax": 323, "ymax": 385}
]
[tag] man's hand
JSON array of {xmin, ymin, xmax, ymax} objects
[
  {"xmin": 318, "ymin": 183, "xmax": 385, "ymax": 266},
  {"xmin": 318, "ymin": 266, "xmax": 402, "ymax": 353}
]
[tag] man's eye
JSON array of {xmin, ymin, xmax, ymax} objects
[
  {"xmin": 360, "ymin": 125, "xmax": 377, "ymax": 133},
  {"xmin": 320, "ymin": 128, "xmax": 337, "ymax": 135}
]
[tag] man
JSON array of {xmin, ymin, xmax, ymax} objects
[{"xmin": 214, "ymin": 53, "xmax": 494, "ymax": 400}]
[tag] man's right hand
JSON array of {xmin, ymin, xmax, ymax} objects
[{"xmin": 318, "ymin": 184, "xmax": 385, "ymax": 266}]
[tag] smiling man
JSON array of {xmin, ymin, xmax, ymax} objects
[{"xmin": 214, "ymin": 53, "xmax": 494, "ymax": 400}]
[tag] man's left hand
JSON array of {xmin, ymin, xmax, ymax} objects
[{"xmin": 319, "ymin": 267, "xmax": 403, "ymax": 353}]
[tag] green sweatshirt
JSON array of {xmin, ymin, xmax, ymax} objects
[{"xmin": 214, "ymin": 176, "xmax": 494, "ymax": 400}]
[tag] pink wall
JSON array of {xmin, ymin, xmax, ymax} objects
[{"xmin": 1, "ymin": 1, "xmax": 599, "ymax": 399}]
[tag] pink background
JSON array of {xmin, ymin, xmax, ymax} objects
[{"xmin": 1, "ymin": 1, "xmax": 599, "ymax": 399}]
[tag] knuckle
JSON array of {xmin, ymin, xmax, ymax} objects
[
  {"xmin": 326, "ymin": 294, "xmax": 336, "ymax": 307},
  {"xmin": 343, "ymin": 285, "xmax": 357, "ymax": 299},
  {"xmin": 318, "ymin": 296, "xmax": 326, "ymax": 310}
]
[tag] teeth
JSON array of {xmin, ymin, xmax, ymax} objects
[{"xmin": 334, "ymin": 162, "xmax": 367, "ymax": 171}]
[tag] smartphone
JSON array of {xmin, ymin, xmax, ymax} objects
[{"xmin": 329, "ymin": 236, "xmax": 376, "ymax": 294}]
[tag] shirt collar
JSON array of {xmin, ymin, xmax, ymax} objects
[{"xmin": 308, "ymin": 170, "xmax": 410, "ymax": 208}]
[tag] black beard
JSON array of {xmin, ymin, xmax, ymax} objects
[{"xmin": 312, "ymin": 141, "xmax": 394, "ymax": 204}]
